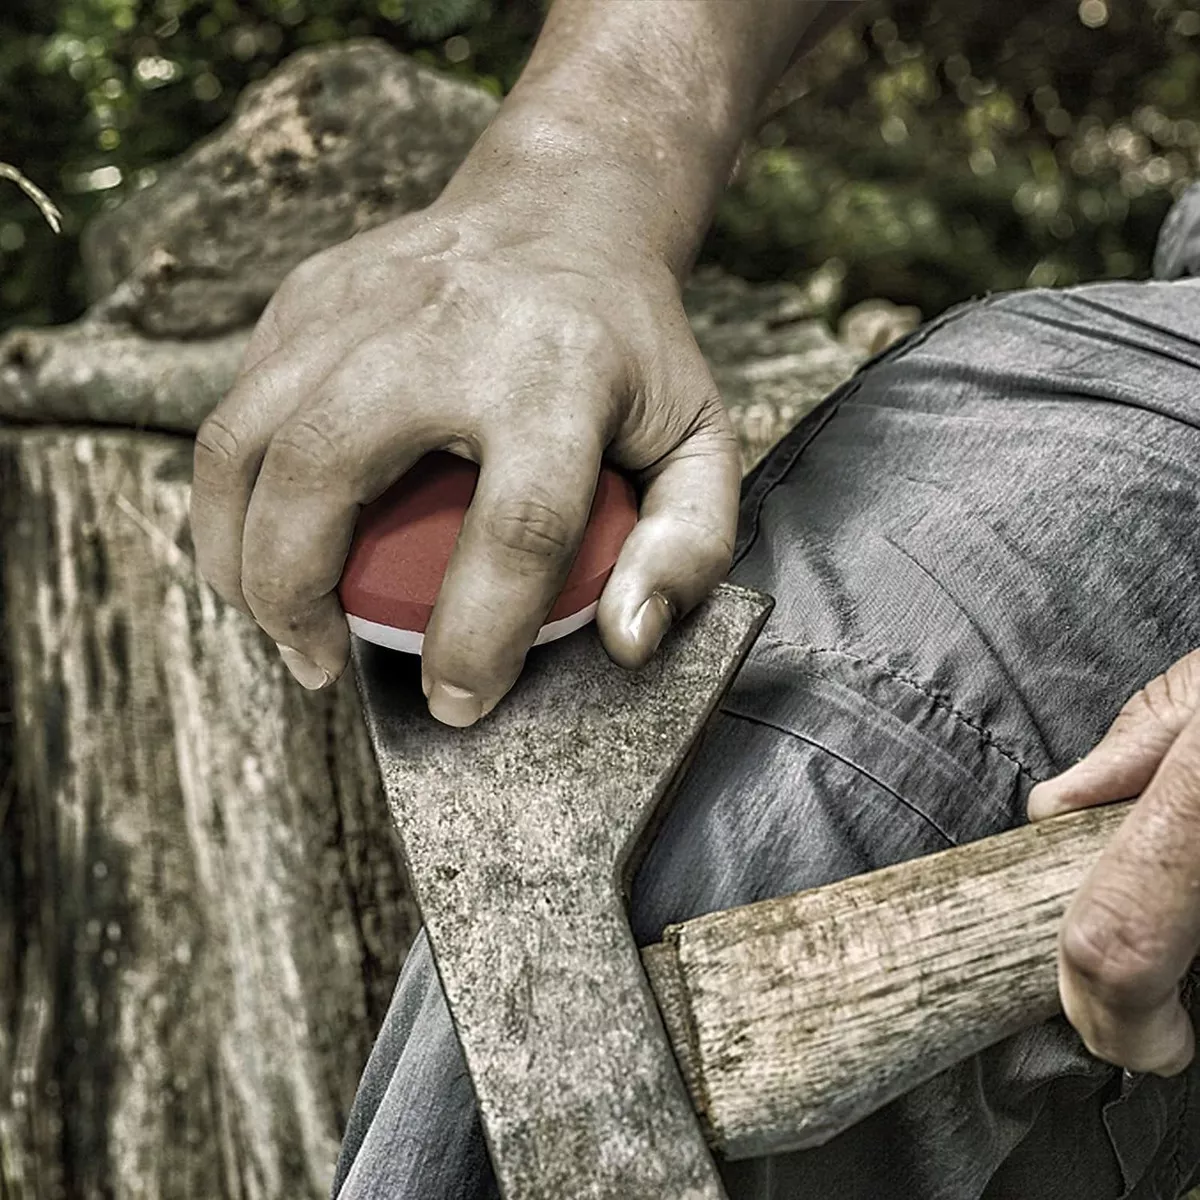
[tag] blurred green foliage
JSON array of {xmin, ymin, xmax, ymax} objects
[
  {"xmin": 0, "ymin": 0, "xmax": 1197, "ymax": 333},
  {"xmin": 713, "ymin": 0, "xmax": 1200, "ymax": 315}
]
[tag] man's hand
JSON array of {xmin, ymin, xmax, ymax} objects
[
  {"xmin": 189, "ymin": 203, "xmax": 740, "ymax": 725},
  {"xmin": 188, "ymin": 0, "xmax": 854, "ymax": 725},
  {"xmin": 1028, "ymin": 651, "xmax": 1200, "ymax": 1076}
]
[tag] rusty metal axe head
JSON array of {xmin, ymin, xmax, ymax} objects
[{"xmin": 350, "ymin": 576, "xmax": 771, "ymax": 1200}]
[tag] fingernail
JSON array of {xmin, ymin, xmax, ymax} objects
[
  {"xmin": 630, "ymin": 592, "xmax": 673, "ymax": 658},
  {"xmin": 428, "ymin": 682, "xmax": 482, "ymax": 728},
  {"xmin": 277, "ymin": 644, "xmax": 331, "ymax": 690}
]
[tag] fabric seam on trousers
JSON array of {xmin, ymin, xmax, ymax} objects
[
  {"xmin": 754, "ymin": 635, "xmax": 1042, "ymax": 784},
  {"xmin": 732, "ymin": 380, "xmax": 856, "ymax": 566},
  {"xmin": 718, "ymin": 704, "xmax": 960, "ymax": 848},
  {"xmin": 878, "ymin": 526, "xmax": 1055, "ymax": 775}
]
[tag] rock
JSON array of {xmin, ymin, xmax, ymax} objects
[
  {"xmin": 837, "ymin": 297, "xmax": 922, "ymax": 357},
  {"xmin": 0, "ymin": 37, "xmax": 908, "ymax": 1200},
  {"xmin": 81, "ymin": 39, "xmax": 499, "ymax": 339},
  {"xmin": 11, "ymin": 45, "xmax": 874, "ymax": 471},
  {"xmin": 684, "ymin": 267, "xmax": 866, "ymax": 470}
]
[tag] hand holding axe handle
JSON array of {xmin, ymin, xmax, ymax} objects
[{"xmin": 643, "ymin": 792, "xmax": 1153, "ymax": 1160}]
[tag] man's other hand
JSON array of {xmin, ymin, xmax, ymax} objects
[{"xmin": 1028, "ymin": 650, "xmax": 1200, "ymax": 1076}]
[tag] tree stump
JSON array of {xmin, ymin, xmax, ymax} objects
[
  {"xmin": 0, "ymin": 266, "xmax": 868, "ymax": 1196},
  {"xmin": 0, "ymin": 427, "xmax": 417, "ymax": 1199}
]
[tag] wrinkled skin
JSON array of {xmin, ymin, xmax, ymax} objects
[
  {"xmin": 1029, "ymin": 648, "xmax": 1200, "ymax": 1077},
  {"xmin": 189, "ymin": 199, "xmax": 741, "ymax": 726}
]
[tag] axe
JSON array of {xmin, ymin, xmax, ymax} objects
[{"xmin": 343, "ymin": 456, "xmax": 1143, "ymax": 1199}]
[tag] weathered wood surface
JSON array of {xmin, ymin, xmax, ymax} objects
[
  {"xmin": 0, "ymin": 35, "xmax": 926, "ymax": 1200},
  {"xmin": 641, "ymin": 797, "xmax": 1139, "ymax": 1160},
  {"xmin": 0, "ymin": 266, "xmax": 878, "ymax": 1198},
  {"xmin": 0, "ymin": 427, "xmax": 416, "ymax": 1199}
]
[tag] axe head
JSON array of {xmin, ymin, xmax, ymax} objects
[{"xmin": 351, "ymin": 582, "xmax": 772, "ymax": 1199}]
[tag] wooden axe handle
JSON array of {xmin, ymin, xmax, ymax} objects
[{"xmin": 642, "ymin": 798, "xmax": 1145, "ymax": 1160}]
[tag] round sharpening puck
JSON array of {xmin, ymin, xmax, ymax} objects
[{"xmin": 338, "ymin": 452, "xmax": 638, "ymax": 655}]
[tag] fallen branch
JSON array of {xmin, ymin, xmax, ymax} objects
[{"xmin": 0, "ymin": 163, "xmax": 63, "ymax": 234}]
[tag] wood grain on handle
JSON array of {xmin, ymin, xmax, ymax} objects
[{"xmin": 642, "ymin": 798, "xmax": 1137, "ymax": 1160}]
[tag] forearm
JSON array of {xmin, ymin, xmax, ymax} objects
[{"xmin": 442, "ymin": 0, "xmax": 860, "ymax": 276}]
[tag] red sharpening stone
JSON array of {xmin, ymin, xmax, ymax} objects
[{"xmin": 338, "ymin": 451, "xmax": 638, "ymax": 655}]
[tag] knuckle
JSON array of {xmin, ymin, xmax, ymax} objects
[
  {"xmin": 482, "ymin": 495, "xmax": 578, "ymax": 564},
  {"xmin": 1124, "ymin": 659, "xmax": 1200, "ymax": 731},
  {"xmin": 699, "ymin": 523, "xmax": 736, "ymax": 571},
  {"xmin": 1134, "ymin": 677, "xmax": 1182, "ymax": 730},
  {"xmin": 1072, "ymin": 1018, "xmax": 1168, "ymax": 1075},
  {"xmin": 1107, "ymin": 1041, "xmax": 1165, "ymax": 1074},
  {"xmin": 520, "ymin": 301, "xmax": 616, "ymax": 371},
  {"xmin": 1073, "ymin": 1026, "xmax": 1127, "ymax": 1069},
  {"xmin": 240, "ymin": 571, "xmax": 297, "ymax": 621},
  {"xmin": 281, "ymin": 248, "xmax": 333, "ymax": 296},
  {"xmin": 562, "ymin": 314, "xmax": 621, "ymax": 375},
  {"xmin": 193, "ymin": 413, "xmax": 245, "ymax": 483},
  {"xmin": 1061, "ymin": 904, "xmax": 1168, "ymax": 1010},
  {"xmin": 1162, "ymin": 651, "xmax": 1200, "ymax": 710},
  {"xmin": 552, "ymin": 305, "xmax": 610, "ymax": 352},
  {"xmin": 264, "ymin": 413, "xmax": 348, "ymax": 482},
  {"xmin": 669, "ymin": 511, "xmax": 735, "ymax": 574},
  {"xmin": 272, "ymin": 249, "xmax": 343, "ymax": 320}
]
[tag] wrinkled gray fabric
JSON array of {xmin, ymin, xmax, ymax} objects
[
  {"xmin": 331, "ymin": 196, "xmax": 1200, "ymax": 1200},
  {"xmin": 1153, "ymin": 179, "xmax": 1200, "ymax": 280}
]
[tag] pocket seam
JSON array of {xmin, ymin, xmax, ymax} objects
[{"xmin": 754, "ymin": 633, "xmax": 1042, "ymax": 784}]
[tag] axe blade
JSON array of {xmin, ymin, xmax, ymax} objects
[{"xmin": 351, "ymin": 583, "xmax": 772, "ymax": 1200}]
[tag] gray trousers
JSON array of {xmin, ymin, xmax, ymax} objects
[{"xmin": 331, "ymin": 186, "xmax": 1200, "ymax": 1200}]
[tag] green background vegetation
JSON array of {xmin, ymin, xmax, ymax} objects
[{"xmin": 1, "ymin": 0, "xmax": 1198, "ymax": 332}]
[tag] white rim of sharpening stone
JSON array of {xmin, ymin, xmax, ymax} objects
[{"xmin": 347, "ymin": 600, "xmax": 600, "ymax": 656}]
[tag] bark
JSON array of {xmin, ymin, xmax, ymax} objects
[{"xmin": 0, "ymin": 426, "xmax": 416, "ymax": 1200}]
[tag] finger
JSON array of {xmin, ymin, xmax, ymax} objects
[
  {"xmin": 598, "ymin": 400, "xmax": 740, "ymax": 670},
  {"xmin": 191, "ymin": 331, "xmax": 347, "ymax": 616},
  {"xmin": 1061, "ymin": 968, "xmax": 1194, "ymax": 1076},
  {"xmin": 1028, "ymin": 649, "xmax": 1200, "ymax": 821},
  {"xmin": 1057, "ymin": 708, "xmax": 1200, "ymax": 1075},
  {"xmin": 419, "ymin": 418, "xmax": 606, "ymax": 727},
  {"xmin": 239, "ymin": 341, "xmax": 442, "ymax": 688}
]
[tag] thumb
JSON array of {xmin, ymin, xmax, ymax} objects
[
  {"xmin": 597, "ymin": 399, "xmax": 741, "ymax": 670},
  {"xmin": 1028, "ymin": 649, "xmax": 1200, "ymax": 822}
]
